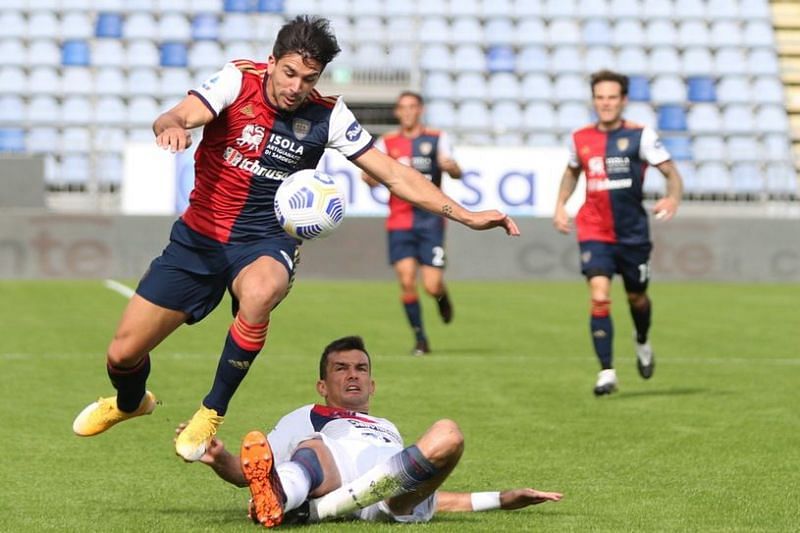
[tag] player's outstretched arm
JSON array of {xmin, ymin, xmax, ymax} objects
[
  {"xmin": 174, "ymin": 423, "xmax": 247, "ymax": 487},
  {"xmin": 553, "ymin": 166, "xmax": 581, "ymax": 234},
  {"xmin": 435, "ymin": 488, "xmax": 563, "ymax": 513},
  {"xmin": 353, "ymin": 147, "xmax": 519, "ymax": 236},
  {"xmin": 153, "ymin": 94, "xmax": 215, "ymax": 153},
  {"xmin": 652, "ymin": 160, "xmax": 684, "ymax": 221}
]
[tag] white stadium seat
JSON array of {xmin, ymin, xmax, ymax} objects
[
  {"xmin": 674, "ymin": 0, "xmax": 706, "ymax": 19},
  {"xmin": 557, "ymin": 103, "xmax": 591, "ymax": 131},
  {"xmin": 420, "ymin": 44, "xmax": 451, "ymax": 71},
  {"xmin": 353, "ymin": 44, "xmax": 386, "ymax": 69},
  {"xmin": 492, "ymin": 101, "xmax": 523, "ymax": 132},
  {"xmin": 61, "ymin": 127, "xmax": 91, "ymax": 152},
  {"xmin": 678, "ymin": 20, "xmax": 710, "ymax": 48},
  {"xmin": 94, "ymin": 96, "xmax": 127, "ymax": 125},
  {"xmin": 61, "ymin": 154, "xmax": 90, "ymax": 187},
  {"xmin": 722, "ymin": 105, "xmax": 755, "ymax": 134},
  {"xmin": 743, "ymin": 21, "xmax": 775, "ymax": 47},
  {"xmin": 61, "ymin": 96, "xmax": 92, "ymax": 125},
  {"xmin": 642, "ymin": 0, "xmax": 673, "ymax": 18},
  {"xmin": 578, "ymin": 0, "xmax": 609, "ymax": 18},
  {"xmin": 452, "ymin": 45, "xmax": 485, "ymax": 73},
  {"xmin": 609, "ymin": 0, "xmax": 641, "ymax": 17},
  {"xmin": 29, "ymin": 67, "xmax": 62, "ymax": 95},
  {"xmin": 687, "ymin": 104, "xmax": 722, "ymax": 133},
  {"xmin": 524, "ymin": 102, "xmax": 557, "ymax": 131},
  {"xmin": 649, "ymin": 47, "xmax": 681, "ymax": 75},
  {"xmin": 548, "ymin": 19, "xmax": 581, "ymax": 46},
  {"xmin": 747, "ymin": 49, "xmax": 780, "ymax": 76},
  {"xmin": 650, "ymin": 76, "xmax": 685, "ymax": 104},
  {"xmin": 727, "ymin": 136, "xmax": 760, "ymax": 162},
  {"xmin": 545, "ymin": 0, "xmax": 577, "ymax": 18},
  {"xmin": 613, "ymin": 19, "xmax": 645, "ymax": 47},
  {"xmin": 646, "ymin": 20, "xmax": 678, "ymax": 48},
  {"xmin": 60, "ymin": 12, "xmax": 93, "ymax": 39},
  {"xmin": 159, "ymin": 13, "xmax": 192, "ymax": 41},
  {"xmin": 585, "ymin": 47, "xmax": 615, "ymax": 70},
  {"xmin": 189, "ymin": 41, "xmax": 224, "ymax": 69},
  {"xmin": 521, "ymin": 73, "xmax": 553, "ymax": 101},
  {"xmin": 683, "ymin": 48, "xmax": 714, "ymax": 76},
  {"xmin": 714, "ymin": 48, "xmax": 747, "ymax": 76},
  {"xmin": 26, "ymin": 127, "xmax": 59, "ymax": 153},
  {"xmin": 423, "ymin": 72, "xmax": 454, "ymax": 101},
  {"xmin": 0, "ymin": 95, "xmax": 25, "ymax": 123},
  {"xmin": 583, "ymin": 20, "xmax": 612, "ymax": 47},
  {"xmin": 707, "ymin": 0, "xmax": 740, "ymax": 19},
  {"xmin": 220, "ymin": 14, "xmax": 255, "ymax": 41},
  {"xmin": 515, "ymin": 18, "xmax": 547, "ymax": 46},
  {"xmin": 752, "ymin": 77, "xmax": 785, "ymax": 105},
  {"xmin": 516, "ymin": 46, "xmax": 548, "ymax": 73},
  {"xmin": 424, "ymin": 100, "xmax": 456, "ymax": 129},
  {"xmin": 125, "ymin": 13, "xmax": 157, "ymax": 40},
  {"xmin": 27, "ymin": 96, "xmax": 59, "ymax": 125},
  {"xmin": 550, "ymin": 47, "xmax": 583, "ymax": 74},
  {"xmin": 419, "ymin": 17, "xmax": 450, "ymax": 45},
  {"xmin": 93, "ymin": 127, "xmax": 126, "ymax": 152},
  {"xmin": 127, "ymin": 68, "xmax": 160, "ymax": 97},
  {"xmin": 450, "ymin": 17, "xmax": 483, "ymax": 45},
  {"xmin": 127, "ymin": 40, "xmax": 160, "ymax": 68},
  {"xmin": 94, "ymin": 68, "xmax": 125, "ymax": 95},
  {"xmin": 754, "ymin": 105, "xmax": 790, "ymax": 133},
  {"xmin": 716, "ymin": 76, "xmax": 751, "ymax": 105},
  {"xmin": 0, "ymin": 39, "xmax": 27, "ymax": 67},
  {"xmin": 484, "ymin": 18, "xmax": 515, "ymax": 47},
  {"xmin": 710, "ymin": 20, "xmax": 742, "ymax": 48},
  {"xmin": 488, "ymin": 73, "xmax": 521, "ymax": 101},
  {"xmin": 27, "ymin": 12, "xmax": 59, "ymax": 39},
  {"xmin": 693, "ymin": 135, "xmax": 726, "ymax": 162},
  {"xmin": 553, "ymin": 74, "xmax": 586, "ymax": 102},
  {"xmin": 386, "ymin": 17, "xmax": 415, "ymax": 43},
  {"xmin": 763, "ymin": 134, "xmax": 792, "ymax": 161},
  {"xmin": 62, "ymin": 68, "xmax": 93, "ymax": 95},
  {"xmin": 93, "ymin": 40, "xmax": 124, "ymax": 67},
  {"xmin": 127, "ymin": 96, "xmax": 160, "ymax": 126},
  {"xmin": 454, "ymin": 72, "xmax": 487, "ymax": 100},
  {"xmin": 616, "ymin": 47, "xmax": 648, "ymax": 75},
  {"xmin": 456, "ymin": 100, "xmax": 490, "ymax": 130},
  {"xmin": 625, "ymin": 102, "xmax": 657, "ymax": 127},
  {"xmin": 417, "ymin": 0, "xmax": 447, "ymax": 16},
  {"xmin": 0, "ymin": 67, "xmax": 26, "ymax": 95},
  {"xmin": 224, "ymin": 41, "xmax": 257, "ymax": 62}
]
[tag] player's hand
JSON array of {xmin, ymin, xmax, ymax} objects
[
  {"xmin": 652, "ymin": 197, "xmax": 679, "ymax": 221},
  {"xmin": 174, "ymin": 422, "xmax": 225, "ymax": 465},
  {"xmin": 553, "ymin": 206, "xmax": 572, "ymax": 234},
  {"xmin": 156, "ymin": 127, "xmax": 193, "ymax": 153},
  {"xmin": 439, "ymin": 158, "xmax": 460, "ymax": 177},
  {"xmin": 500, "ymin": 488, "xmax": 563, "ymax": 510},
  {"xmin": 466, "ymin": 210, "xmax": 520, "ymax": 236}
]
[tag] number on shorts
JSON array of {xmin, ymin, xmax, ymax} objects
[
  {"xmin": 432, "ymin": 246, "xmax": 445, "ymax": 267},
  {"xmin": 638, "ymin": 261, "xmax": 651, "ymax": 283}
]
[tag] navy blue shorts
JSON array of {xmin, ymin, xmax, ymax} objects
[
  {"xmin": 388, "ymin": 228, "xmax": 446, "ymax": 268},
  {"xmin": 136, "ymin": 220, "xmax": 299, "ymax": 324},
  {"xmin": 578, "ymin": 240, "xmax": 653, "ymax": 293}
]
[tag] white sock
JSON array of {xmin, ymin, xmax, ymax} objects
[
  {"xmin": 310, "ymin": 460, "xmax": 403, "ymax": 520},
  {"xmin": 276, "ymin": 462, "xmax": 311, "ymax": 513}
]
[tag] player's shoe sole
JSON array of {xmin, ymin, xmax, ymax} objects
[
  {"xmin": 634, "ymin": 337, "xmax": 655, "ymax": 379},
  {"xmin": 175, "ymin": 406, "xmax": 224, "ymax": 462},
  {"xmin": 72, "ymin": 391, "xmax": 157, "ymax": 436},
  {"xmin": 436, "ymin": 293, "xmax": 453, "ymax": 324},
  {"xmin": 241, "ymin": 430, "xmax": 285, "ymax": 529},
  {"xmin": 593, "ymin": 369, "xmax": 618, "ymax": 396},
  {"xmin": 412, "ymin": 338, "xmax": 430, "ymax": 356}
]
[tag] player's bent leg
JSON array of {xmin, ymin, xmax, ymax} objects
[
  {"xmin": 387, "ymin": 418, "xmax": 464, "ymax": 515},
  {"xmin": 421, "ymin": 266, "xmax": 453, "ymax": 324},
  {"xmin": 73, "ymin": 295, "xmax": 187, "ymax": 436},
  {"xmin": 241, "ymin": 430, "xmax": 285, "ymax": 528},
  {"xmin": 177, "ymin": 258, "xmax": 290, "ymax": 462}
]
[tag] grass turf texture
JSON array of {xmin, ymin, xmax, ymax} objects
[{"xmin": 0, "ymin": 280, "xmax": 797, "ymax": 532}]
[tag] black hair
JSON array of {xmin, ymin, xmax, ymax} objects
[
  {"xmin": 590, "ymin": 69, "xmax": 629, "ymax": 97},
  {"xmin": 397, "ymin": 90, "xmax": 424, "ymax": 106},
  {"xmin": 319, "ymin": 336, "xmax": 371, "ymax": 379},
  {"xmin": 272, "ymin": 15, "xmax": 341, "ymax": 68}
]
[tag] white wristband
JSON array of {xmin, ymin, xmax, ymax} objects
[{"xmin": 470, "ymin": 491, "xmax": 501, "ymax": 512}]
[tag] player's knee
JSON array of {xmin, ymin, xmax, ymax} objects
[
  {"xmin": 627, "ymin": 292, "xmax": 649, "ymax": 309},
  {"xmin": 239, "ymin": 282, "xmax": 284, "ymax": 314},
  {"xmin": 590, "ymin": 298, "xmax": 611, "ymax": 317},
  {"xmin": 431, "ymin": 418, "xmax": 465, "ymax": 457},
  {"xmin": 107, "ymin": 332, "xmax": 145, "ymax": 367}
]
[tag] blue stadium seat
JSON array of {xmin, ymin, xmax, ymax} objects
[
  {"xmin": 628, "ymin": 76, "xmax": 651, "ymax": 102},
  {"xmin": 661, "ymin": 136, "xmax": 692, "ymax": 160},
  {"xmin": 61, "ymin": 40, "xmax": 90, "ymax": 66},
  {"xmin": 95, "ymin": 12, "xmax": 123, "ymax": 38},
  {"xmin": 258, "ymin": 0, "xmax": 284, "ymax": 12},
  {"xmin": 486, "ymin": 46, "xmax": 516, "ymax": 73},
  {"xmin": 161, "ymin": 42, "xmax": 189, "ymax": 67},
  {"xmin": 224, "ymin": 0, "xmax": 256, "ymax": 12},
  {"xmin": 687, "ymin": 76, "xmax": 716, "ymax": 102},
  {"xmin": 0, "ymin": 128, "xmax": 25, "ymax": 152},
  {"xmin": 657, "ymin": 105, "xmax": 687, "ymax": 131}
]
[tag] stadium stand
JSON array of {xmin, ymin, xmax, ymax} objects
[{"xmin": 0, "ymin": 0, "xmax": 795, "ymax": 202}]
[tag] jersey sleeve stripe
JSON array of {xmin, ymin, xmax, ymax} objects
[
  {"xmin": 346, "ymin": 137, "xmax": 375, "ymax": 161},
  {"xmin": 188, "ymin": 89, "xmax": 218, "ymax": 118}
]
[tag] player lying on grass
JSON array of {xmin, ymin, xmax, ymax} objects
[{"xmin": 176, "ymin": 336, "xmax": 562, "ymax": 527}]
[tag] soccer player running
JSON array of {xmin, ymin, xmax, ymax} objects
[
  {"xmin": 552, "ymin": 70, "xmax": 683, "ymax": 396},
  {"xmin": 176, "ymin": 336, "xmax": 562, "ymax": 527},
  {"xmin": 72, "ymin": 16, "xmax": 519, "ymax": 462},
  {"xmin": 361, "ymin": 92, "xmax": 463, "ymax": 356}
]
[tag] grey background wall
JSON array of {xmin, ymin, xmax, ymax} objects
[{"xmin": 0, "ymin": 212, "xmax": 798, "ymax": 282}]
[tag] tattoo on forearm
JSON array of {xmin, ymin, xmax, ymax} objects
[{"xmin": 442, "ymin": 204, "xmax": 453, "ymax": 217}]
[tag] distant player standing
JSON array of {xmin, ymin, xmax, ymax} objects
[
  {"xmin": 72, "ymin": 16, "xmax": 519, "ymax": 462},
  {"xmin": 553, "ymin": 70, "xmax": 683, "ymax": 395},
  {"xmin": 362, "ymin": 92, "xmax": 463, "ymax": 355}
]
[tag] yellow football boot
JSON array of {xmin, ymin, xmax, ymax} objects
[
  {"xmin": 72, "ymin": 391, "xmax": 157, "ymax": 436},
  {"xmin": 174, "ymin": 405, "xmax": 224, "ymax": 461}
]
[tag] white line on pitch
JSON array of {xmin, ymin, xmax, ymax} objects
[{"xmin": 103, "ymin": 279, "xmax": 135, "ymax": 299}]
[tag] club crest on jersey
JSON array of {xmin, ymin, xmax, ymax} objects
[
  {"xmin": 292, "ymin": 118, "xmax": 311, "ymax": 140},
  {"xmin": 346, "ymin": 120, "xmax": 362, "ymax": 141},
  {"xmin": 236, "ymin": 124, "xmax": 266, "ymax": 152},
  {"xmin": 616, "ymin": 138, "xmax": 630, "ymax": 151},
  {"xmin": 419, "ymin": 142, "xmax": 432, "ymax": 155}
]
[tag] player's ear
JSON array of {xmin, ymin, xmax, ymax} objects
[
  {"xmin": 316, "ymin": 379, "xmax": 326, "ymax": 398},
  {"xmin": 266, "ymin": 55, "xmax": 277, "ymax": 73},
  {"xmin": 368, "ymin": 379, "xmax": 375, "ymax": 396}
]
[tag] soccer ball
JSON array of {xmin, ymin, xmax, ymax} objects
[{"xmin": 274, "ymin": 169, "xmax": 346, "ymax": 240}]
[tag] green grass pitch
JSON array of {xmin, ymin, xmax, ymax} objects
[{"xmin": 0, "ymin": 279, "xmax": 798, "ymax": 532}]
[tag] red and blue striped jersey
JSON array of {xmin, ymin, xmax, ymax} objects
[
  {"xmin": 182, "ymin": 60, "xmax": 373, "ymax": 244},
  {"xmin": 375, "ymin": 128, "xmax": 453, "ymax": 231},
  {"xmin": 568, "ymin": 121, "xmax": 670, "ymax": 245}
]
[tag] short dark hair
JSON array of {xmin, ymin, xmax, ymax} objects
[
  {"xmin": 590, "ymin": 69, "xmax": 629, "ymax": 97},
  {"xmin": 272, "ymin": 15, "xmax": 341, "ymax": 67},
  {"xmin": 319, "ymin": 336, "xmax": 371, "ymax": 379},
  {"xmin": 397, "ymin": 91, "xmax": 424, "ymax": 106}
]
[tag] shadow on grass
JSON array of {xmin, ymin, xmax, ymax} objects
[{"xmin": 610, "ymin": 387, "xmax": 718, "ymax": 400}]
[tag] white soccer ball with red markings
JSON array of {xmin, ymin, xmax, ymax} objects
[{"xmin": 274, "ymin": 169, "xmax": 346, "ymax": 240}]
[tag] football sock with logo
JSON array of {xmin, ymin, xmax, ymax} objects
[
  {"xmin": 311, "ymin": 445, "xmax": 438, "ymax": 520},
  {"xmin": 108, "ymin": 354, "xmax": 151, "ymax": 413},
  {"xmin": 402, "ymin": 294, "xmax": 426, "ymax": 341},
  {"xmin": 630, "ymin": 297, "xmax": 652, "ymax": 344},
  {"xmin": 590, "ymin": 299, "xmax": 614, "ymax": 370},
  {"xmin": 203, "ymin": 315, "xmax": 267, "ymax": 415},
  {"xmin": 277, "ymin": 447, "xmax": 325, "ymax": 513}
]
